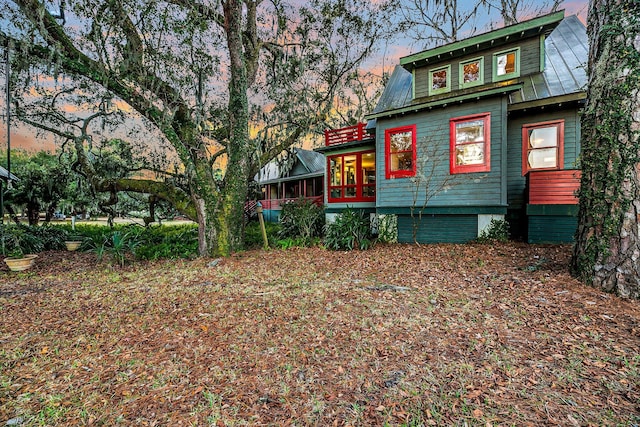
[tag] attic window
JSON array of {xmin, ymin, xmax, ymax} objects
[
  {"xmin": 459, "ymin": 57, "xmax": 484, "ymax": 88},
  {"xmin": 450, "ymin": 113, "xmax": 491, "ymax": 174},
  {"xmin": 429, "ymin": 65, "xmax": 451, "ymax": 96},
  {"xmin": 493, "ymin": 48, "xmax": 520, "ymax": 81}
]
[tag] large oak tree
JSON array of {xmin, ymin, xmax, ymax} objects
[
  {"xmin": 1, "ymin": 0, "xmax": 390, "ymax": 255},
  {"xmin": 571, "ymin": 0, "xmax": 640, "ymax": 299}
]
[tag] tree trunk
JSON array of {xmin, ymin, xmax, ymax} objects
[
  {"xmin": 571, "ymin": 0, "xmax": 640, "ymax": 299},
  {"xmin": 26, "ymin": 198, "xmax": 40, "ymax": 226},
  {"xmin": 195, "ymin": 0, "xmax": 251, "ymax": 257}
]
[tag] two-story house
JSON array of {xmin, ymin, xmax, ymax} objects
[{"xmin": 317, "ymin": 11, "xmax": 587, "ymax": 244}]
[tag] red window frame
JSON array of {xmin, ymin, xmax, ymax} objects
[
  {"xmin": 522, "ymin": 119, "xmax": 565, "ymax": 175},
  {"xmin": 327, "ymin": 150, "xmax": 376, "ymax": 203},
  {"xmin": 449, "ymin": 112, "xmax": 491, "ymax": 174},
  {"xmin": 385, "ymin": 125, "xmax": 417, "ymax": 179}
]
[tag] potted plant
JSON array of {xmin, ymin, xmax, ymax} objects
[
  {"xmin": 64, "ymin": 240, "xmax": 83, "ymax": 251},
  {"xmin": 3, "ymin": 248, "xmax": 38, "ymax": 272}
]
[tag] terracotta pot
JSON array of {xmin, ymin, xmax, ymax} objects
[
  {"xmin": 65, "ymin": 241, "xmax": 83, "ymax": 251},
  {"xmin": 4, "ymin": 255, "xmax": 37, "ymax": 272}
]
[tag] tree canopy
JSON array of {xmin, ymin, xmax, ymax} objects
[{"xmin": 1, "ymin": 0, "xmax": 393, "ymax": 255}]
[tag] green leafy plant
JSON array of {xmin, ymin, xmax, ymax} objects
[
  {"xmin": 244, "ymin": 221, "xmax": 281, "ymax": 249},
  {"xmin": 277, "ymin": 198, "xmax": 324, "ymax": 246},
  {"xmin": 477, "ymin": 219, "xmax": 510, "ymax": 243},
  {"xmin": 324, "ymin": 208, "xmax": 373, "ymax": 251}
]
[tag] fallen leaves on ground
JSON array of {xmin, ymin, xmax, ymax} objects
[{"xmin": 1, "ymin": 242, "xmax": 639, "ymax": 426}]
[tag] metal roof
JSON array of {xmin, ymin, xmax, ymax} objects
[
  {"xmin": 0, "ymin": 166, "xmax": 19, "ymax": 182},
  {"xmin": 509, "ymin": 15, "xmax": 587, "ymax": 104},
  {"xmin": 255, "ymin": 148, "xmax": 325, "ymax": 185},
  {"xmin": 369, "ymin": 15, "xmax": 587, "ymax": 119}
]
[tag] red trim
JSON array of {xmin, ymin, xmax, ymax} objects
[
  {"xmin": 385, "ymin": 125, "xmax": 417, "ymax": 179},
  {"xmin": 449, "ymin": 113, "xmax": 491, "ymax": 174},
  {"xmin": 327, "ymin": 150, "xmax": 376, "ymax": 203},
  {"xmin": 528, "ymin": 170, "xmax": 580, "ymax": 204},
  {"xmin": 325, "ymin": 123, "xmax": 373, "ymax": 146},
  {"xmin": 522, "ymin": 119, "xmax": 565, "ymax": 175}
]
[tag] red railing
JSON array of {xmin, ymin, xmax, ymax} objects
[
  {"xmin": 528, "ymin": 170, "xmax": 581, "ymax": 205},
  {"xmin": 324, "ymin": 123, "xmax": 373, "ymax": 146},
  {"xmin": 259, "ymin": 196, "xmax": 323, "ymax": 210}
]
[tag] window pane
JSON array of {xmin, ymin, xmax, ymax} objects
[
  {"xmin": 345, "ymin": 187, "xmax": 357, "ymax": 197},
  {"xmin": 390, "ymin": 152, "xmax": 413, "ymax": 172},
  {"xmin": 463, "ymin": 61, "xmax": 480, "ymax": 83},
  {"xmin": 456, "ymin": 120, "xmax": 484, "ymax": 143},
  {"xmin": 528, "ymin": 147, "xmax": 557, "ymax": 169},
  {"xmin": 363, "ymin": 185, "xmax": 375, "ymax": 197},
  {"xmin": 331, "ymin": 188, "xmax": 342, "ymax": 198},
  {"xmin": 344, "ymin": 155, "xmax": 357, "ymax": 185},
  {"xmin": 362, "ymin": 152, "xmax": 375, "ymax": 184},
  {"xmin": 456, "ymin": 143, "xmax": 485, "ymax": 166},
  {"xmin": 529, "ymin": 127, "xmax": 558, "ymax": 148},
  {"xmin": 390, "ymin": 131, "xmax": 412, "ymax": 152},
  {"xmin": 497, "ymin": 52, "xmax": 516, "ymax": 75},
  {"xmin": 330, "ymin": 157, "xmax": 342, "ymax": 186},
  {"xmin": 432, "ymin": 69, "xmax": 448, "ymax": 90}
]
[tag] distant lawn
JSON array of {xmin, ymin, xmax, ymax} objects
[{"xmin": 1, "ymin": 243, "xmax": 639, "ymax": 425}]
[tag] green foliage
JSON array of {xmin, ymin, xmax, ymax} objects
[
  {"xmin": 277, "ymin": 198, "xmax": 325, "ymax": 246},
  {"xmin": 324, "ymin": 208, "xmax": 373, "ymax": 251},
  {"xmin": 477, "ymin": 219, "xmax": 510, "ymax": 243},
  {"xmin": 0, "ymin": 224, "xmax": 68, "ymax": 256},
  {"xmin": 376, "ymin": 214, "xmax": 398, "ymax": 243},
  {"xmin": 132, "ymin": 225, "xmax": 199, "ymax": 260},
  {"xmin": 54, "ymin": 223, "xmax": 199, "ymax": 261},
  {"xmin": 244, "ymin": 221, "xmax": 281, "ymax": 249},
  {"xmin": 2, "ymin": 150, "xmax": 72, "ymax": 224}
]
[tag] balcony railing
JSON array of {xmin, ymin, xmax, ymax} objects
[
  {"xmin": 324, "ymin": 123, "xmax": 373, "ymax": 146},
  {"xmin": 528, "ymin": 170, "xmax": 581, "ymax": 205}
]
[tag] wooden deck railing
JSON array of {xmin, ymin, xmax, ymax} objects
[
  {"xmin": 324, "ymin": 123, "xmax": 373, "ymax": 146},
  {"xmin": 528, "ymin": 170, "xmax": 581, "ymax": 205},
  {"xmin": 259, "ymin": 196, "xmax": 323, "ymax": 210}
]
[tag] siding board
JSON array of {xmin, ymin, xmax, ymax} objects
[
  {"xmin": 528, "ymin": 215, "xmax": 577, "ymax": 243},
  {"xmin": 397, "ymin": 214, "xmax": 478, "ymax": 243},
  {"xmin": 376, "ymin": 99, "xmax": 505, "ymax": 209}
]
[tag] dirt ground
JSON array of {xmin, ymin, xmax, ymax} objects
[{"xmin": 1, "ymin": 242, "xmax": 639, "ymax": 426}]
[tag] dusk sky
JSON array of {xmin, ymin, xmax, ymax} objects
[{"xmin": 1, "ymin": 0, "xmax": 590, "ymax": 153}]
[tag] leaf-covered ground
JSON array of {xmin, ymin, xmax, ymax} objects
[{"xmin": 1, "ymin": 243, "xmax": 639, "ymax": 426}]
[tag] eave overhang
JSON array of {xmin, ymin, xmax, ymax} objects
[
  {"xmin": 314, "ymin": 139, "xmax": 376, "ymax": 154},
  {"xmin": 365, "ymin": 82, "xmax": 523, "ymax": 121},
  {"xmin": 508, "ymin": 91, "xmax": 586, "ymax": 112},
  {"xmin": 400, "ymin": 10, "xmax": 565, "ymax": 71}
]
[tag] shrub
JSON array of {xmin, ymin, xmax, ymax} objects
[
  {"xmin": 277, "ymin": 198, "xmax": 324, "ymax": 246},
  {"xmin": 244, "ymin": 221, "xmax": 281, "ymax": 249},
  {"xmin": 477, "ymin": 218, "xmax": 510, "ymax": 243},
  {"xmin": 324, "ymin": 209, "xmax": 373, "ymax": 251},
  {"xmin": 0, "ymin": 224, "xmax": 68, "ymax": 255},
  {"xmin": 53, "ymin": 223, "xmax": 199, "ymax": 260}
]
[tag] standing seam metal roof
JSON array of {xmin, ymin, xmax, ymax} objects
[{"xmin": 369, "ymin": 15, "xmax": 587, "ymax": 119}]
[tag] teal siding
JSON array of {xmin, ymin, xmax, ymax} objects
[
  {"xmin": 376, "ymin": 98, "xmax": 506, "ymax": 210},
  {"xmin": 413, "ymin": 37, "xmax": 541, "ymax": 99},
  {"xmin": 397, "ymin": 214, "xmax": 478, "ymax": 243},
  {"xmin": 528, "ymin": 215, "xmax": 577, "ymax": 243}
]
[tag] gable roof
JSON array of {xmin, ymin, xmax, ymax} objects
[
  {"xmin": 255, "ymin": 148, "xmax": 325, "ymax": 185},
  {"xmin": 400, "ymin": 11, "xmax": 564, "ymax": 71},
  {"xmin": 366, "ymin": 15, "xmax": 587, "ymax": 121}
]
